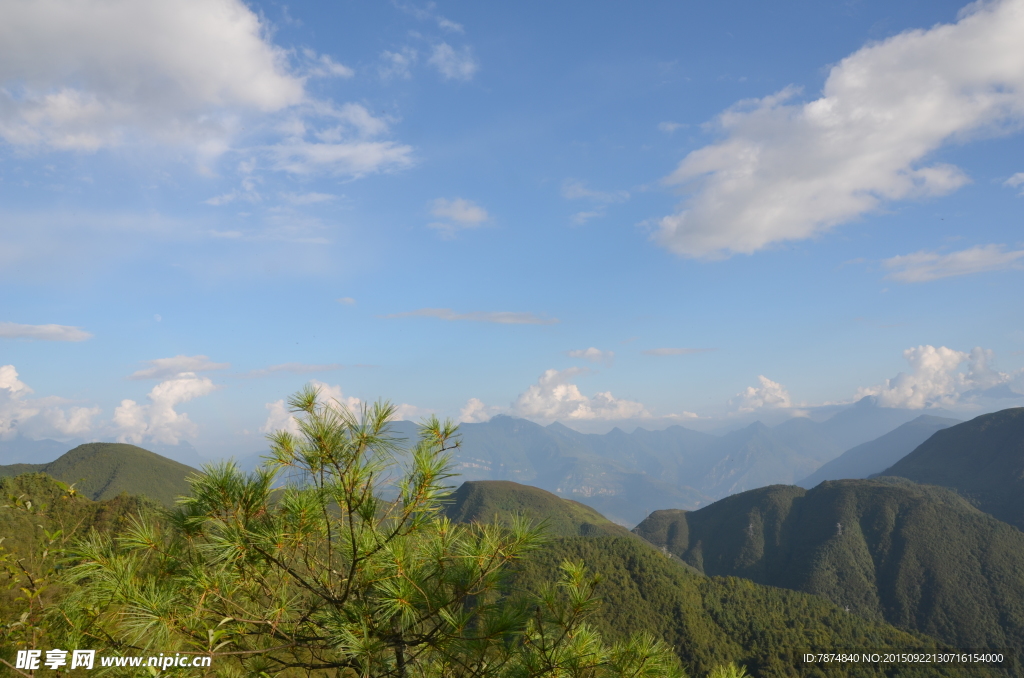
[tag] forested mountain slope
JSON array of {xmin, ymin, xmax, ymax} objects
[
  {"xmin": 882, "ymin": 408, "xmax": 1024, "ymax": 530},
  {"xmin": 633, "ymin": 478, "xmax": 1024, "ymax": 655},
  {"xmin": 0, "ymin": 442, "xmax": 196, "ymax": 507}
]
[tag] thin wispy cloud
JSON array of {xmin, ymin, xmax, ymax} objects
[
  {"xmin": 428, "ymin": 197, "xmax": 490, "ymax": 237},
  {"xmin": 1004, "ymin": 172, "xmax": 1024, "ymax": 194},
  {"xmin": 561, "ymin": 179, "xmax": 629, "ymax": 204},
  {"xmin": 0, "ymin": 322, "xmax": 92, "ymax": 342},
  {"xmin": 428, "ymin": 43, "xmax": 478, "ymax": 81},
  {"xmin": 656, "ymin": 0, "xmax": 1024, "ymax": 258},
  {"xmin": 884, "ymin": 244, "xmax": 1024, "ymax": 282},
  {"xmin": 567, "ymin": 347, "xmax": 615, "ymax": 366},
  {"xmin": 385, "ymin": 308, "xmax": 559, "ymax": 325},
  {"xmin": 642, "ymin": 347, "xmax": 714, "ymax": 356},
  {"xmin": 129, "ymin": 355, "xmax": 230, "ymax": 380},
  {"xmin": 241, "ymin": 363, "xmax": 344, "ymax": 378}
]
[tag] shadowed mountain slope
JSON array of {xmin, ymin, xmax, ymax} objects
[
  {"xmin": 798, "ymin": 415, "xmax": 960, "ymax": 488},
  {"xmin": 0, "ymin": 442, "xmax": 197, "ymax": 507},
  {"xmin": 633, "ymin": 478, "xmax": 1024, "ymax": 655},
  {"xmin": 882, "ymin": 408, "xmax": 1024, "ymax": 531}
]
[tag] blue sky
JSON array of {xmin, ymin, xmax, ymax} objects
[{"xmin": 2, "ymin": 0, "xmax": 1023, "ymax": 457}]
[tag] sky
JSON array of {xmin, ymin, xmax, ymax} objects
[{"xmin": 2, "ymin": 0, "xmax": 1024, "ymax": 458}]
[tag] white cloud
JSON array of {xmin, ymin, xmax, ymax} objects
[
  {"xmin": 643, "ymin": 347, "xmax": 714, "ymax": 356},
  {"xmin": 512, "ymin": 368, "xmax": 650, "ymax": 422},
  {"xmin": 734, "ymin": 375, "xmax": 792, "ymax": 412},
  {"xmin": 1004, "ymin": 171, "xmax": 1024, "ymax": 192},
  {"xmin": 567, "ymin": 347, "xmax": 615, "ymax": 366},
  {"xmin": 260, "ymin": 380, "xmax": 423, "ymax": 432},
  {"xmin": 385, "ymin": 308, "xmax": 558, "ymax": 325},
  {"xmin": 570, "ymin": 210, "xmax": 604, "ymax": 226},
  {"xmin": 129, "ymin": 355, "xmax": 230, "ymax": 380},
  {"xmin": 855, "ymin": 344, "xmax": 1021, "ymax": 408},
  {"xmin": 428, "ymin": 197, "xmax": 490, "ymax": 236},
  {"xmin": 0, "ymin": 322, "xmax": 92, "ymax": 341},
  {"xmin": 428, "ymin": 43, "xmax": 479, "ymax": 81},
  {"xmin": 883, "ymin": 244, "xmax": 1024, "ymax": 282},
  {"xmin": 113, "ymin": 372, "xmax": 217, "ymax": 445},
  {"xmin": 459, "ymin": 397, "xmax": 501, "ymax": 423},
  {"xmin": 0, "ymin": 365, "xmax": 99, "ymax": 440},
  {"xmin": 561, "ymin": 180, "xmax": 630, "ymax": 203},
  {"xmin": 0, "ymin": 0, "xmax": 303, "ymax": 151},
  {"xmin": 0, "ymin": 1, "xmax": 414, "ymax": 181},
  {"xmin": 379, "ymin": 48, "xmax": 417, "ymax": 80},
  {"xmin": 301, "ymin": 48, "xmax": 354, "ymax": 79},
  {"xmin": 269, "ymin": 139, "xmax": 414, "ymax": 177},
  {"xmin": 656, "ymin": 0, "xmax": 1024, "ymax": 258},
  {"xmin": 393, "ymin": 2, "xmax": 464, "ymax": 33}
]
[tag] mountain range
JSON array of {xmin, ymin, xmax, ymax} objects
[
  {"xmin": 633, "ymin": 478, "xmax": 1024, "ymax": 655},
  {"xmin": 882, "ymin": 407, "xmax": 1024, "ymax": 531},
  {"xmin": 798, "ymin": 414, "xmax": 960, "ymax": 488},
  {"xmin": 418, "ymin": 397, "xmax": 957, "ymax": 525}
]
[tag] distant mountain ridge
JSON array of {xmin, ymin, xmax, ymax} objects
[
  {"xmin": 633, "ymin": 478, "xmax": 1024, "ymax": 655},
  {"xmin": 418, "ymin": 398, "xmax": 947, "ymax": 525},
  {"xmin": 798, "ymin": 414, "xmax": 960, "ymax": 487},
  {"xmin": 0, "ymin": 442, "xmax": 197, "ymax": 507},
  {"xmin": 883, "ymin": 407, "xmax": 1024, "ymax": 530}
]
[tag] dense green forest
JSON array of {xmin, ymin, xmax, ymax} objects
[
  {"xmin": 633, "ymin": 478, "xmax": 1024, "ymax": 656},
  {"xmin": 883, "ymin": 408, "xmax": 1024, "ymax": 531}
]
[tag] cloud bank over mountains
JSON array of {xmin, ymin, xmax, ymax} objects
[{"xmin": 657, "ymin": 0, "xmax": 1024, "ymax": 258}]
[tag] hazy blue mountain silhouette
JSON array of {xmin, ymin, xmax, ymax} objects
[{"xmin": 798, "ymin": 414, "xmax": 960, "ymax": 488}]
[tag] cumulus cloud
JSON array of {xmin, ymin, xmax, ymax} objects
[
  {"xmin": 113, "ymin": 372, "xmax": 217, "ymax": 445},
  {"xmin": 855, "ymin": 345, "xmax": 1022, "ymax": 408},
  {"xmin": 567, "ymin": 347, "xmax": 615, "ymax": 366},
  {"xmin": 428, "ymin": 197, "xmax": 490, "ymax": 236},
  {"xmin": 385, "ymin": 308, "xmax": 558, "ymax": 325},
  {"xmin": 0, "ymin": 365, "xmax": 99, "ymax": 440},
  {"xmin": 459, "ymin": 397, "xmax": 502, "ymax": 423},
  {"xmin": 512, "ymin": 368, "xmax": 650, "ymax": 421},
  {"xmin": 0, "ymin": 0, "xmax": 413, "ymax": 180},
  {"xmin": 129, "ymin": 355, "xmax": 230, "ymax": 380},
  {"xmin": 643, "ymin": 347, "xmax": 714, "ymax": 356},
  {"xmin": 428, "ymin": 43, "xmax": 478, "ymax": 81},
  {"xmin": 656, "ymin": 0, "xmax": 1024, "ymax": 258},
  {"xmin": 260, "ymin": 380, "xmax": 424, "ymax": 432},
  {"xmin": 733, "ymin": 375, "xmax": 792, "ymax": 412},
  {"xmin": 0, "ymin": 0, "xmax": 303, "ymax": 151},
  {"xmin": 884, "ymin": 244, "xmax": 1024, "ymax": 282},
  {"xmin": 0, "ymin": 322, "xmax": 92, "ymax": 341}
]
